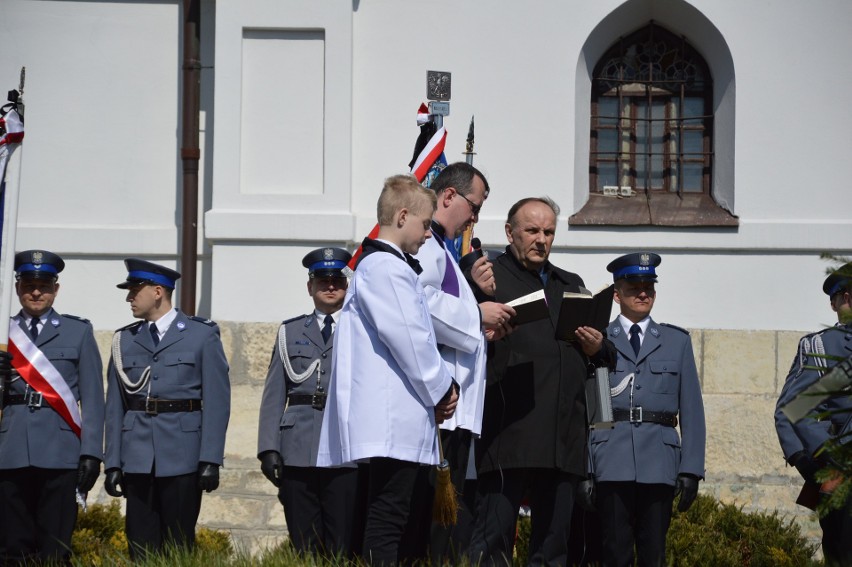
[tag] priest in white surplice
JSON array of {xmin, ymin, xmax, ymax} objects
[{"xmin": 412, "ymin": 163, "xmax": 516, "ymax": 563}]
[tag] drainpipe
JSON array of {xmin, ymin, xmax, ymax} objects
[{"xmin": 179, "ymin": 0, "xmax": 201, "ymax": 315}]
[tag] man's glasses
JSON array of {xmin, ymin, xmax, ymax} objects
[{"xmin": 456, "ymin": 190, "xmax": 482, "ymax": 216}]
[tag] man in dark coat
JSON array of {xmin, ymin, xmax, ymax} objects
[
  {"xmin": 469, "ymin": 197, "xmax": 615, "ymax": 566},
  {"xmin": 0, "ymin": 250, "xmax": 104, "ymax": 564}
]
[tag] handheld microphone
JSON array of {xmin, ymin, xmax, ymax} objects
[
  {"xmin": 471, "ymin": 238, "xmax": 484, "ymax": 259},
  {"xmin": 459, "ymin": 238, "xmax": 485, "ymax": 272}
]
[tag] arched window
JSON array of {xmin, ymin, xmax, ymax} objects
[{"xmin": 574, "ymin": 21, "xmax": 737, "ymax": 226}]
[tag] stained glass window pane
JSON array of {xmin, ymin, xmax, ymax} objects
[
  {"xmin": 683, "ymin": 97, "xmax": 704, "ymax": 126},
  {"xmin": 598, "ymin": 129, "xmax": 617, "ymax": 153},
  {"xmin": 682, "ymin": 163, "xmax": 703, "ymax": 192},
  {"xmin": 598, "ymin": 98, "xmax": 618, "ymax": 126},
  {"xmin": 597, "ymin": 162, "xmax": 617, "ymax": 190},
  {"xmin": 683, "ymin": 130, "xmax": 703, "ymax": 155}
]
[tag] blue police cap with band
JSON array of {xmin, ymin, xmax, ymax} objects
[
  {"xmin": 302, "ymin": 248, "xmax": 352, "ymax": 278},
  {"xmin": 606, "ymin": 252, "xmax": 662, "ymax": 282},
  {"xmin": 14, "ymin": 250, "xmax": 65, "ymax": 279},
  {"xmin": 823, "ymin": 261, "xmax": 852, "ymax": 297},
  {"xmin": 117, "ymin": 258, "xmax": 181, "ymax": 290}
]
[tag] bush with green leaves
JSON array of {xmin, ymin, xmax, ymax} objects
[
  {"xmin": 667, "ymin": 494, "xmax": 818, "ymax": 566},
  {"xmin": 512, "ymin": 494, "xmax": 819, "ymax": 567}
]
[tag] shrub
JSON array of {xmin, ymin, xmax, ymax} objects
[
  {"xmin": 667, "ymin": 494, "xmax": 819, "ymax": 567},
  {"xmin": 511, "ymin": 494, "xmax": 820, "ymax": 567}
]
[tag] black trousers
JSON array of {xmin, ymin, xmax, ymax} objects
[
  {"xmin": 429, "ymin": 428, "xmax": 476, "ymax": 566},
  {"xmin": 0, "ymin": 467, "xmax": 78, "ymax": 564},
  {"xmin": 123, "ymin": 471, "xmax": 202, "ymax": 560},
  {"xmin": 596, "ymin": 481, "xmax": 674, "ymax": 567},
  {"xmin": 362, "ymin": 457, "xmax": 429, "ymax": 566},
  {"xmin": 568, "ymin": 505, "xmax": 603, "ymax": 567},
  {"xmin": 820, "ymin": 493, "xmax": 852, "ymax": 566},
  {"xmin": 278, "ymin": 465, "xmax": 362, "ymax": 557},
  {"xmin": 468, "ymin": 468, "xmax": 578, "ymax": 567}
]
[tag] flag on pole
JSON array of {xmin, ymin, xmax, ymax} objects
[
  {"xmin": 348, "ymin": 103, "xmax": 448, "ymax": 269},
  {"xmin": 0, "ymin": 104, "xmax": 25, "ymax": 252},
  {"xmin": 1, "ymin": 76, "xmax": 26, "ymax": 355},
  {"xmin": 409, "ymin": 103, "xmax": 447, "ymax": 186}
]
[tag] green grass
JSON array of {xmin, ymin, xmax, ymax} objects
[{"xmin": 70, "ymin": 495, "xmax": 822, "ymax": 566}]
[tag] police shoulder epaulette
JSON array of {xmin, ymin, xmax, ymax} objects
[
  {"xmin": 188, "ymin": 315, "xmax": 217, "ymax": 326},
  {"xmin": 116, "ymin": 320, "xmax": 144, "ymax": 332},
  {"xmin": 283, "ymin": 314, "xmax": 309, "ymax": 325},
  {"xmin": 661, "ymin": 322, "xmax": 690, "ymax": 335},
  {"xmin": 61, "ymin": 313, "xmax": 91, "ymax": 325}
]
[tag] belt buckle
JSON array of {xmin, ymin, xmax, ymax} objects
[
  {"xmin": 26, "ymin": 391, "xmax": 44, "ymax": 409},
  {"xmin": 629, "ymin": 406, "xmax": 643, "ymax": 423},
  {"xmin": 145, "ymin": 398, "xmax": 159, "ymax": 416}
]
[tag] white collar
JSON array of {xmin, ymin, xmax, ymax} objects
[
  {"xmin": 618, "ymin": 314, "xmax": 650, "ymax": 337},
  {"xmin": 149, "ymin": 309, "xmax": 178, "ymax": 334}
]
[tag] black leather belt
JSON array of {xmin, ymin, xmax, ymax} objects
[
  {"xmin": 126, "ymin": 397, "xmax": 202, "ymax": 415},
  {"xmin": 613, "ymin": 408, "xmax": 678, "ymax": 427},
  {"xmin": 2, "ymin": 391, "xmax": 48, "ymax": 409},
  {"xmin": 287, "ymin": 392, "xmax": 327, "ymax": 410}
]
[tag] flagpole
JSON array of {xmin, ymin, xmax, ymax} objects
[
  {"xmin": 0, "ymin": 68, "xmax": 26, "ymax": 353},
  {"xmin": 460, "ymin": 115, "xmax": 475, "ymax": 254}
]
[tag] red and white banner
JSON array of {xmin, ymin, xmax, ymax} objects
[
  {"xmin": 410, "ymin": 125, "xmax": 447, "ymax": 182},
  {"xmin": 7, "ymin": 321, "xmax": 82, "ymax": 437}
]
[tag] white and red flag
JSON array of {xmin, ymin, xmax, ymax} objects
[{"xmin": 348, "ymin": 104, "xmax": 448, "ymax": 269}]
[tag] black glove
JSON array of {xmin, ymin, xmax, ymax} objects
[
  {"xmin": 77, "ymin": 456, "xmax": 101, "ymax": 492},
  {"xmin": 0, "ymin": 350, "xmax": 12, "ymax": 381},
  {"xmin": 104, "ymin": 468, "xmax": 124, "ymax": 498},
  {"xmin": 674, "ymin": 473, "xmax": 700, "ymax": 512},
  {"xmin": 577, "ymin": 478, "xmax": 596, "ymax": 512},
  {"xmin": 790, "ymin": 450, "xmax": 820, "ymax": 484},
  {"xmin": 198, "ymin": 462, "xmax": 220, "ymax": 493},
  {"xmin": 259, "ymin": 451, "xmax": 284, "ymax": 487}
]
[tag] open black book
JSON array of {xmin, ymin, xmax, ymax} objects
[
  {"xmin": 555, "ymin": 284, "xmax": 615, "ymax": 341},
  {"xmin": 505, "ymin": 290, "xmax": 549, "ymax": 325}
]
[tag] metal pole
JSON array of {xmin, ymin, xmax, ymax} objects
[{"xmin": 179, "ymin": 0, "xmax": 201, "ymax": 315}]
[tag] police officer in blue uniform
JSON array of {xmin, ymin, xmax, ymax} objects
[
  {"xmin": 775, "ymin": 262, "xmax": 852, "ymax": 566},
  {"xmin": 257, "ymin": 247, "xmax": 363, "ymax": 557},
  {"xmin": 0, "ymin": 250, "xmax": 104, "ymax": 564},
  {"xmin": 584, "ymin": 253, "xmax": 705, "ymax": 567},
  {"xmin": 103, "ymin": 259, "xmax": 231, "ymax": 559}
]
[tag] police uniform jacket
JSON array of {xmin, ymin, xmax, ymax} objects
[
  {"xmin": 257, "ymin": 313, "xmax": 346, "ymax": 467},
  {"xmin": 589, "ymin": 317, "xmax": 705, "ymax": 485},
  {"xmin": 317, "ymin": 239, "xmax": 453, "ymax": 467},
  {"xmin": 104, "ymin": 311, "xmax": 231, "ymax": 477},
  {"xmin": 478, "ymin": 249, "xmax": 615, "ymax": 477},
  {"xmin": 784, "ymin": 324, "xmax": 852, "ymax": 456},
  {"xmin": 0, "ymin": 308, "xmax": 104, "ymax": 469},
  {"xmin": 415, "ymin": 232, "xmax": 487, "ymax": 435},
  {"xmin": 774, "ymin": 326, "xmax": 839, "ymax": 462}
]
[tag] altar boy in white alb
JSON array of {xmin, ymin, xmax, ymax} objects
[{"xmin": 317, "ymin": 174, "xmax": 459, "ymax": 565}]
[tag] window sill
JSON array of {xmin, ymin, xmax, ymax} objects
[{"xmin": 568, "ymin": 193, "xmax": 739, "ymax": 227}]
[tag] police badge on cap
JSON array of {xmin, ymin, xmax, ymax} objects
[
  {"xmin": 14, "ymin": 250, "xmax": 65, "ymax": 279},
  {"xmin": 607, "ymin": 252, "xmax": 662, "ymax": 282},
  {"xmin": 302, "ymin": 248, "xmax": 352, "ymax": 279}
]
